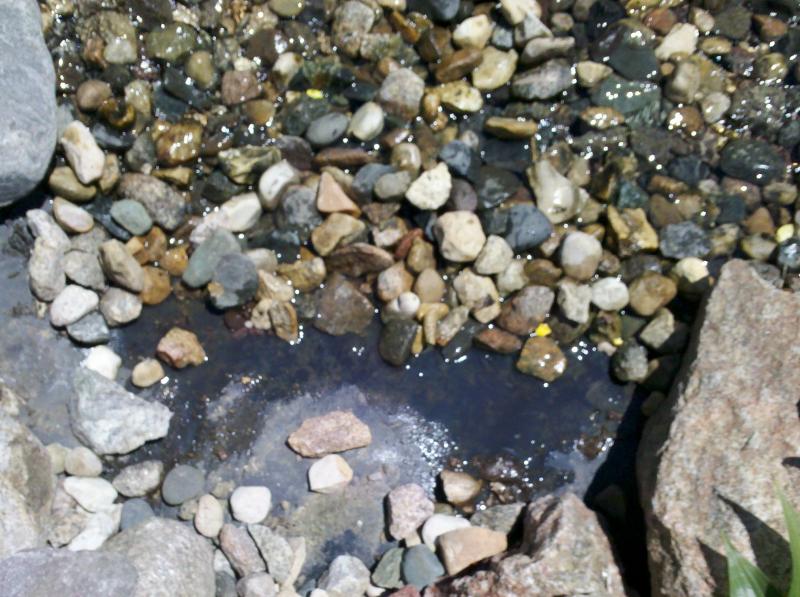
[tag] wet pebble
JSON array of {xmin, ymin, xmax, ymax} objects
[
  {"xmin": 209, "ymin": 253, "xmax": 258, "ymax": 310},
  {"xmin": 719, "ymin": 139, "xmax": 786, "ymax": 186},
  {"xmin": 67, "ymin": 312, "xmax": 111, "ymax": 345},
  {"xmin": 516, "ymin": 336, "xmax": 567, "ymax": 382},
  {"xmin": 306, "ymin": 112, "xmax": 350, "ymax": 148},
  {"xmin": 131, "ymin": 358, "xmax": 165, "ymax": 388},
  {"xmin": 110, "ymin": 199, "xmax": 152, "ymax": 236}
]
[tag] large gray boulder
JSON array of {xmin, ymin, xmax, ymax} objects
[
  {"xmin": 639, "ymin": 259, "xmax": 800, "ymax": 596},
  {"xmin": 428, "ymin": 492, "xmax": 625, "ymax": 596},
  {"xmin": 70, "ymin": 368, "xmax": 173, "ymax": 455},
  {"xmin": 0, "ymin": 548, "xmax": 139, "ymax": 597},
  {"xmin": 0, "ymin": 0, "xmax": 57, "ymax": 205},
  {"xmin": 104, "ymin": 517, "xmax": 216, "ymax": 597},
  {"xmin": 0, "ymin": 412, "xmax": 55, "ymax": 557}
]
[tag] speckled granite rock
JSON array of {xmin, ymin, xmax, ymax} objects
[{"xmin": 639, "ymin": 259, "xmax": 800, "ymax": 597}]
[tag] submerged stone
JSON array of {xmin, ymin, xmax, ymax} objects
[{"xmin": 719, "ymin": 138, "xmax": 786, "ymax": 186}]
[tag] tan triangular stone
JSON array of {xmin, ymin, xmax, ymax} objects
[{"xmin": 316, "ymin": 172, "xmax": 361, "ymax": 216}]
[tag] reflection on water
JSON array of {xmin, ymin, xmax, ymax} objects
[{"xmin": 111, "ymin": 293, "xmax": 634, "ymax": 503}]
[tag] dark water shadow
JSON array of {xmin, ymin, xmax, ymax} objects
[
  {"xmin": 113, "ymin": 294, "xmax": 632, "ymax": 503},
  {"xmin": 586, "ymin": 383, "xmax": 651, "ymax": 596}
]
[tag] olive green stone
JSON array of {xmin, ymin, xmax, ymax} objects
[
  {"xmin": 185, "ymin": 51, "xmax": 216, "ymax": 89},
  {"xmin": 49, "ymin": 166, "xmax": 97, "ymax": 203},
  {"xmin": 145, "ymin": 23, "xmax": 197, "ymax": 62},
  {"xmin": 268, "ymin": 0, "xmax": 305, "ymax": 17},
  {"xmin": 218, "ymin": 146, "xmax": 282, "ymax": 185},
  {"xmin": 155, "ymin": 121, "xmax": 204, "ymax": 167}
]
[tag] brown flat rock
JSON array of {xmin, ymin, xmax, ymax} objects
[{"xmin": 287, "ymin": 410, "xmax": 372, "ymax": 458}]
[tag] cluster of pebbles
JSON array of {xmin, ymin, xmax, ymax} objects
[
  {"xmin": 11, "ymin": 0, "xmax": 799, "ymax": 593},
  {"xmin": 38, "ymin": 401, "xmax": 512, "ymax": 596},
  {"xmin": 32, "ymin": 0, "xmax": 799, "ymax": 390}
]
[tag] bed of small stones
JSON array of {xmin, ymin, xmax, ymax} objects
[
  {"xmin": 39, "ymin": 397, "xmax": 502, "ymax": 596},
  {"xmin": 18, "ymin": 0, "xmax": 800, "ymax": 593}
]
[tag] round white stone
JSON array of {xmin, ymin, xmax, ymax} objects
[
  {"xmin": 591, "ymin": 277, "xmax": 630, "ymax": 311},
  {"xmin": 230, "ymin": 485, "xmax": 272, "ymax": 524},
  {"xmin": 434, "ymin": 211, "xmax": 486, "ymax": 263},
  {"xmin": 560, "ymin": 231, "xmax": 602, "ymax": 281},
  {"xmin": 220, "ymin": 192, "xmax": 263, "ymax": 232},
  {"xmin": 474, "ymin": 235, "xmax": 513, "ymax": 275},
  {"xmin": 258, "ymin": 160, "xmax": 300, "ymax": 210},
  {"xmin": 453, "ymin": 15, "xmax": 493, "ymax": 49},
  {"xmin": 349, "ymin": 101, "xmax": 385, "ymax": 141}
]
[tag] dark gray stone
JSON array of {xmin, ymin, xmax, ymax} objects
[
  {"xmin": 476, "ymin": 166, "xmax": 520, "ymax": 210},
  {"xmin": 659, "ymin": 222, "xmax": 711, "ymax": 259},
  {"xmin": 120, "ymin": 498, "xmax": 156, "ymax": 531},
  {"xmin": 0, "ymin": 549, "xmax": 138, "ymax": 597},
  {"xmin": 402, "ymin": 544, "xmax": 445, "ymax": 588},
  {"xmin": 277, "ymin": 186, "xmax": 323, "ymax": 239},
  {"xmin": 182, "ymin": 228, "xmax": 242, "ymax": 289},
  {"xmin": 0, "ymin": 0, "xmax": 56, "ymax": 205},
  {"xmin": 504, "ymin": 204, "xmax": 553, "ymax": 252},
  {"xmin": 439, "ymin": 141, "xmax": 479, "ymax": 180},
  {"xmin": 66, "ymin": 312, "xmax": 111, "ymax": 345},
  {"xmin": 162, "ymin": 464, "xmax": 205, "ymax": 505},
  {"xmin": 379, "ymin": 319, "xmax": 418, "ymax": 367},
  {"xmin": 352, "ymin": 164, "xmax": 394, "ymax": 202},
  {"xmin": 719, "ymin": 138, "xmax": 787, "ymax": 186},
  {"xmin": 209, "ymin": 253, "xmax": 258, "ymax": 310},
  {"xmin": 591, "ymin": 76, "xmax": 661, "ymax": 123}
]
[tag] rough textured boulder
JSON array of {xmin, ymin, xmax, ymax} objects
[
  {"xmin": 70, "ymin": 368, "xmax": 173, "ymax": 455},
  {"xmin": 104, "ymin": 517, "xmax": 215, "ymax": 597},
  {"xmin": 0, "ymin": 0, "xmax": 57, "ymax": 205},
  {"xmin": 427, "ymin": 492, "xmax": 625, "ymax": 596},
  {"xmin": 0, "ymin": 413, "xmax": 55, "ymax": 557},
  {"xmin": 0, "ymin": 549, "xmax": 138, "ymax": 597},
  {"xmin": 639, "ymin": 259, "xmax": 800, "ymax": 597}
]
